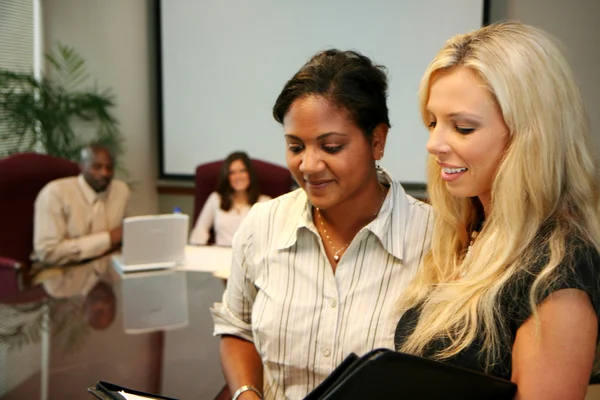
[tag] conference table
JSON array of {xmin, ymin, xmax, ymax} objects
[
  {"xmin": 0, "ymin": 246, "xmax": 232, "ymax": 400},
  {"xmin": 5, "ymin": 249, "xmax": 600, "ymax": 400}
]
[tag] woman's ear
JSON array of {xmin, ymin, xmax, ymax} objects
[{"xmin": 371, "ymin": 123, "xmax": 389, "ymax": 161}]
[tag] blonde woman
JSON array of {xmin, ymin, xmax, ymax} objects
[{"xmin": 394, "ymin": 22, "xmax": 600, "ymax": 399}]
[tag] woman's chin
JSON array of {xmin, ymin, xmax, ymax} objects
[
  {"xmin": 444, "ymin": 183, "xmax": 476, "ymax": 200},
  {"xmin": 232, "ymin": 185, "xmax": 250, "ymax": 193}
]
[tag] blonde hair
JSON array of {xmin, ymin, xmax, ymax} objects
[{"xmin": 398, "ymin": 21, "xmax": 600, "ymax": 370}]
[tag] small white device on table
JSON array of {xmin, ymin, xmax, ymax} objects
[{"xmin": 112, "ymin": 214, "xmax": 189, "ymax": 273}]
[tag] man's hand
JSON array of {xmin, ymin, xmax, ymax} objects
[{"xmin": 109, "ymin": 226, "xmax": 123, "ymax": 247}]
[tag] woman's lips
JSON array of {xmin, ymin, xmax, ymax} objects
[{"xmin": 305, "ymin": 180, "xmax": 332, "ymax": 190}]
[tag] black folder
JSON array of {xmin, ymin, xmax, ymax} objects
[
  {"xmin": 303, "ymin": 349, "xmax": 517, "ymax": 400},
  {"xmin": 87, "ymin": 381, "xmax": 179, "ymax": 400}
]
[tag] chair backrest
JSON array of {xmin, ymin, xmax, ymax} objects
[
  {"xmin": 193, "ymin": 159, "xmax": 294, "ymax": 226},
  {"xmin": 0, "ymin": 152, "xmax": 80, "ymax": 266}
]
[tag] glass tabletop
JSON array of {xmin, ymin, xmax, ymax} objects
[{"xmin": 0, "ymin": 256, "xmax": 226, "ymax": 400}]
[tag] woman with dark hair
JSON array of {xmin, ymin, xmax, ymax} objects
[
  {"xmin": 211, "ymin": 50, "xmax": 433, "ymax": 400},
  {"xmin": 189, "ymin": 151, "xmax": 270, "ymax": 246}
]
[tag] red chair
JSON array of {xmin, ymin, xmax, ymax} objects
[
  {"xmin": 193, "ymin": 158, "xmax": 294, "ymax": 229},
  {"xmin": 0, "ymin": 152, "xmax": 80, "ymax": 302}
]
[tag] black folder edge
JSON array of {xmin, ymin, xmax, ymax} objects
[
  {"xmin": 304, "ymin": 349, "xmax": 397, "ymax": 400},
  {"xmin": 87, "ymin": 381, "xmax": 179, "ymax": 400},
  {"xmin": 304, "ymin": 348, "xmax": 517, "ymax": 400},
  {"xmin": 303, "ymin": 352, "xmax": 362, "ymax": 400}
]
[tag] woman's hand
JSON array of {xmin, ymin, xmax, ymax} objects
[{"xmin": 221, "ymin": 335, "xmax": 263, "ymax": 399}]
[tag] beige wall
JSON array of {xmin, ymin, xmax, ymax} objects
[
  {"xmin": 158, "ymin": 192, "xmax": 194, "ymax": 220},
  {"xmin": 43, "ymin": 0, "xmax": 158, "ymax": 216},
  {"xmin": 489, "ymin": 0, "xmax": 600, "ymax": 149}
]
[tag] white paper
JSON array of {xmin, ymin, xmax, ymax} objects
[
  {"xmin": 118, "ymin": 390, "xmax": 159, "ymax": 400},
  {"xmin": 179, "ymin": 245, "xmax": 232, "ymax": 273}
]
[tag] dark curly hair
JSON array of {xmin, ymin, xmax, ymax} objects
[{"xmin": 272, "ymin": 49, "xmax": 391, "ymax": 138}]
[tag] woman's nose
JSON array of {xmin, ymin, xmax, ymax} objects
[
  {"xmin": 299, "ymin": 147, "xmax": 323, "ymax": 174},
  {"xmin": 426, "ymin": 125, "xmax": 451, "ymax": 156}
]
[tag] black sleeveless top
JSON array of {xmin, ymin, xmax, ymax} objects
[{"xmin": 395, "ymin": 243, "xmax": 600, "ymax": 380}]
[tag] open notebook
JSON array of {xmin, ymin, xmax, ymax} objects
[
  {"xmin": 88, "ymin": 381, "xmax": 178, "ymax": 400},
  {"xmin": 88, "ymin": 381, "xmax": 179, "ymax": 400}
]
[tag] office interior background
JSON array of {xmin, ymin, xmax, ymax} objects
[
  {"xmin": 1, "ymin": 0, "xmax": 600, "ymax": 397},
  {"xmin": 4, "ymin": 0, "xmax": 595, "ymax": 220}
]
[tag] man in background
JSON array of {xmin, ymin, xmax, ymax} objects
[{"xmin": 33, "ymin": 144, "xmax": 131, "ymax": 265}]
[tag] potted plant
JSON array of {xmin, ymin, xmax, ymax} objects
[{"xmin": 0, "ymin": 43, "xmax": 124, "ymax": 163}]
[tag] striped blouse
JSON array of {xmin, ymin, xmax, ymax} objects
[{"xmin": 211, "ymin": 171, "xmax": 433, "ymax": 400}]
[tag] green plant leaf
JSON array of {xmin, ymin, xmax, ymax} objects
[
  {"xmin": 45, "ymin": 42, "xmax": 91, "ymax": 91},
  {"xmin": 0, "ymin": 42, "xmax": 125, "ymax": 169}
]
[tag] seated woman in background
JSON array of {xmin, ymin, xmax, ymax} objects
[
  {"xmin": 395, "ymin": 22, "xmax": 600, "ymax": 400},
  {"xmin": 189, "ymin": 151, "xmax": 270, "ymax": 246}
]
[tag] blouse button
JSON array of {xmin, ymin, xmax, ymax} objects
[{"xmin": 323, "ymin": 348, "xmax": 331, "ymax": 357}]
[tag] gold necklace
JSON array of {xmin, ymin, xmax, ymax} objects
[
  {"xmin": 316, "ymin": 183, "xmax": 387, "ymax": 262},
  {"xmin": 316, "ymin": 209, "xmax": 350, "ymax": 262}
]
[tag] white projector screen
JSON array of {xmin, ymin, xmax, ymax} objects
[{"xmin": 158, "ymin": 0, "xmax": 485, "ymax": 183}]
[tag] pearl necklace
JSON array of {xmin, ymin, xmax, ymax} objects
[
  {"xmin": 466, "ymin": 231, "xmax": 479, "ymax": 258},
  {"xmin": 316, "ymin": 183, "xmax": 387, "ymax": 262},
  {"xmin": 461, "ymin": 230, "xmax": 479, "ymax": 277}
]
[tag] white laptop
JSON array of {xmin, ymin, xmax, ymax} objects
[{"xmin": 112, "ymin": 214, "xmax": 189, "ymax": 273}]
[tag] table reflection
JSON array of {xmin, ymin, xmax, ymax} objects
[
  {"xmin": 120, "ymin": 268, "xmax": 188, "ymax": 334},
  {"xmin": 40, "ymin": 255, "xmax": 116, "ymax": 300},
  {"xmin": 0, "ymin": 256, "xmax": 225, "ymax": 400}
]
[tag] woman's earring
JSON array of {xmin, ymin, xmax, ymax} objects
[{"xmin": 376, "ymin": 150, "xmax": 383, "ymax": 170}]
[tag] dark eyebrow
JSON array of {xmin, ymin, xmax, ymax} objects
[{"xmin": 284, "ymin": 132, "xmax": 347, "ymax": 141}]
